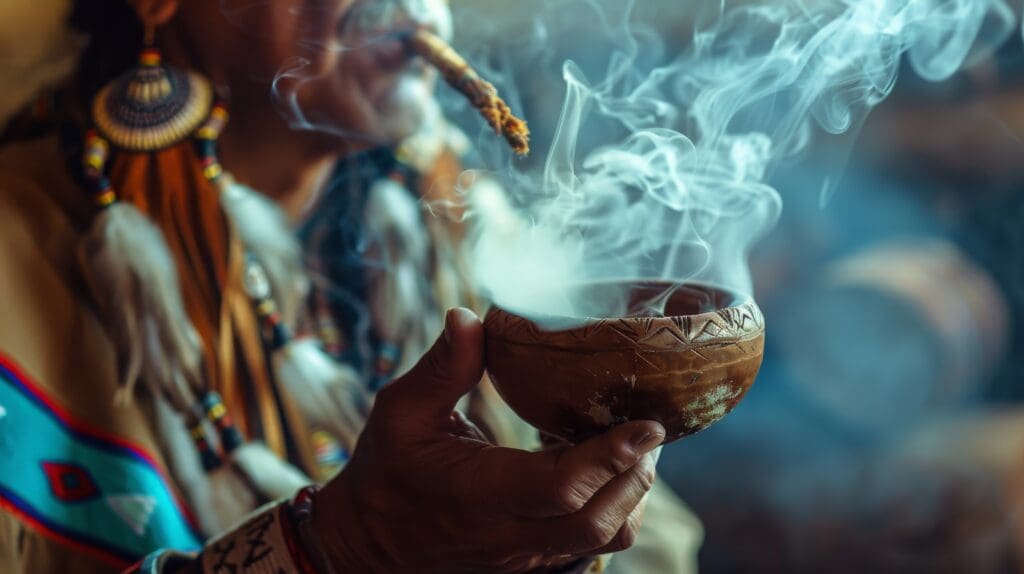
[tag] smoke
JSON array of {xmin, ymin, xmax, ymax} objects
[{"xmin": 467, "ymin": 0, "xmax": 1016, "ymax": 323}]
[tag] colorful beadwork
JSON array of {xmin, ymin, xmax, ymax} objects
[
  {"xmin": 195, "ymin": 101, "xmax": 228, "ymax": 183},
  {"xmin": 92, "ymin": 48, "xmax": 213, "ymax": 152},
  {"xmin": 188, "ymin": 422, "xmax": 222, "ymax": 472},
  {"xmin": 82, "ymin": 131, "xmax": 108, "ymax": 173},
  {"xmin": 196, "ymin": 102, "xmax": 228, "ymax": 141},
  {"xmin": 201, "ymin": 392, "xmax": 243, "ymax": 454},
  {"xmin": 244, "ymin": 258, "xmax": 292, "ymax": 351},
  {"xmin": 82, "ymin": 130, "xmax": 117, "ymax": 208},
  {"xmin": 310, "ymin": 430, "xmax": 347, "ymax": 478},
  {"xmin": 94, "ymin": 188, "xmax": 117, "ymax": 208}
]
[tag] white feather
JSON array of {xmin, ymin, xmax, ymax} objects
[
  {"xmin": 219, "ymin": 179, "xmax": 308, "ymax": 327},
  {"xmin": 273, "ymin": 339, "xmax": 368, "ymax": 453},
  {"xmin": 230, "ymin": 442, "xmax": 310, "ymax": 500},
  {"xmin": 363, "ymin": 178, "xmax": 437, "ymax": 371},
  {"xmin": 78, "ymin": 203, "xmax": 202, "ymax": 406},
  {"xmin": 219, "ymin": 180, "xmax": 369, "ymax": 449},
  {"xmin": 151, "ymin": 394, "xmax": 311, "ymax": 532},
  {"xmin": 149, "ymin": 394, "xmax": 257, "ymax": 536}
]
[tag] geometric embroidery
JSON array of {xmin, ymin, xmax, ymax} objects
[
  {"xmin": 42, "ymin": 462, "xmax": 101, "ymax": 503},
  {"xmin": 0, "ymin": 353, "xmax": 202, "ymax": 568}
]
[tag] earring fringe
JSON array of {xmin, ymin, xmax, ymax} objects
[{"xmin": 78, "ymin": 201, "xmax": 204, "ymax": 406}]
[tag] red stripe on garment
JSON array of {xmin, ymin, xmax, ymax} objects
[
  {"xmin": 0, "ymin": 352, "xmax": 202, "ymax": 535},
  {"xmin": 0, "ymin": 494, "xmax": 131, "ymax": 570}
]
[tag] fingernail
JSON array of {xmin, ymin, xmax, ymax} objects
[
  {"xmin": 630, "ymin": 430, "xmax": 652, "ymax": 450},
  {"xmin": 630, "ymin": 428, "xmax": 664, "ymax": 453}
]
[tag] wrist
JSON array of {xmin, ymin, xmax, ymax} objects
[
  {"xmin": 308, "ymin": 471, "xmax": 375, "ymax": 573},
  {"xmin": 199, "ymin": 500, "xmax": 312, "ymax": 574}
]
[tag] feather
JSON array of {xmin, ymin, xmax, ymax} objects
[
  {"xmin": 364, "ymin": 178, "xmax": 438, "ymax": 373},
  {"xmin": 230, "ymin": 442, "xmax": 310, "ymax": 500},
  {"xmin": 218, "ymin": 179, "xmax": 308, "ymax": 327},
  {"xmin": 77, "ymin": 202, "xmax": 202, "ymax": 405},
  {"xmin": 148, "ymin": 393, "xmax": 257, "ymax": 536},
  {"xmin": 151, "ymin": 394, "xmax": 310, "ymax": 532},
  {"xmin": 219, "ymin": 179, "xmax": 369, "ymax": 451},
  {"xmin": 273, "ymin": 338, "xmax": 369, "ymax": 453}
]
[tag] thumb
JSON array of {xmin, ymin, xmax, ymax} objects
[{"xmin": 385, "ymin": 308, "xmax": 485, "ymax": 422}]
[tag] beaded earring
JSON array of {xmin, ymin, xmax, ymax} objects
[
  {"xmin": 91, "ymin": 27, "xmax": 213, "ymax": 152},
  {"xmin": 79, "ymin": 27, "xmax": 228, "ymax": 472},
  {"xmin": 80, "ymin": 23, "xmax": 369, "ymax": 513},
  {"xmin": 78, "ymin": 27, "xmax": 333, "ymax": 535}
]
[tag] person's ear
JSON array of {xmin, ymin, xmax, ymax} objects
[{"xmin": 126, "ymin": 0, "xmax": 181, "ymax": 28}]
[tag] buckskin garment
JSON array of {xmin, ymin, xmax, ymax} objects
[{"xmin": 0, "ymin": 134, "xmax": 702, "ymax": 573}]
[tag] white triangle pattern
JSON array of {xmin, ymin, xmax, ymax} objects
[{"xmin": 106, "ymin": 494, "xmax": 157, "ymax": 537}]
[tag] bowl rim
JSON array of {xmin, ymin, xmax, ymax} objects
[{"xmin": 484, "ymin": 281, "xmax": 764, "ymax": 351}]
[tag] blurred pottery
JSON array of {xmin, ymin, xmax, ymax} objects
[
  {"xmin": 484, "ymin": 282, "xmax": 765, "ymax": 444},
  {"xmin": 776, "ymin": 239, "xmax": 1009, "ymax": 430}
]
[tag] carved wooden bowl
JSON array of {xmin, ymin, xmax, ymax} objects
[{"xmin": 484, "ymin": 282, "xmax": 765, "ymax": 444}]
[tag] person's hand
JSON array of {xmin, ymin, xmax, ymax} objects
[
  {"xmin": 535, "ymin": 433, "xmax": 664, "ymax": 572},
  {"xmin": 310, "ymin": 308, "xmax": 664, "ymax": 573}
]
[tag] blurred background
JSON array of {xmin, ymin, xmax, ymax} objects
[{"xmin": 451, "ymin": 1, "xmax": 1024, "ymax": 572}]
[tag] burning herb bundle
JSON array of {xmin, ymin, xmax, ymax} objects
[{"xmin": 410, "ymin": 29, "xmax": 530, "ymax": 156}]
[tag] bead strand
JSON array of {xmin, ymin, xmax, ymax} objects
[
  {"xmin": 202, "ymin": 391, "xmax": 244, "ymax": 454},
  {"xmin": 195, "ymin": 101, "xmax": 229, "ymax": 182},
  {"xmin": 82, "ymin": 130, "xmax": 117, "ymax": 208},
  {"xmin": 190, "ymin": 421, "xmax": 223, "ymax": 472}
]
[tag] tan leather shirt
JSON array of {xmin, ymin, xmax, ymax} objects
[{"xmin": 0, "ymin": 136, "xmax": 702, "ymax": 574}]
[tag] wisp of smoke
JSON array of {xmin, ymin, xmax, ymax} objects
[{"xmin": 469, "ymin": 0, "xmax": 1016, "ymax": 325}]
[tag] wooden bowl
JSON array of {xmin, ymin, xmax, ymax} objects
[{"xmin": 484, "ymin": 282, "xmax": 765, "ymax": 444}]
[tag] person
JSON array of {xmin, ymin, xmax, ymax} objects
[{"xmin": 0, "ymin": 0, "xmax": 702, "ymax": 572}]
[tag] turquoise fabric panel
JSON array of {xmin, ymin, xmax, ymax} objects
[{"xmin": 0, "ymin": 355, "xmax": 202, "ymax": 563}]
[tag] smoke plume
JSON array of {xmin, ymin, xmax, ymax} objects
[{"xmin": 468, "ymin": 0, "xmax": 1016, "ymax": 323}]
